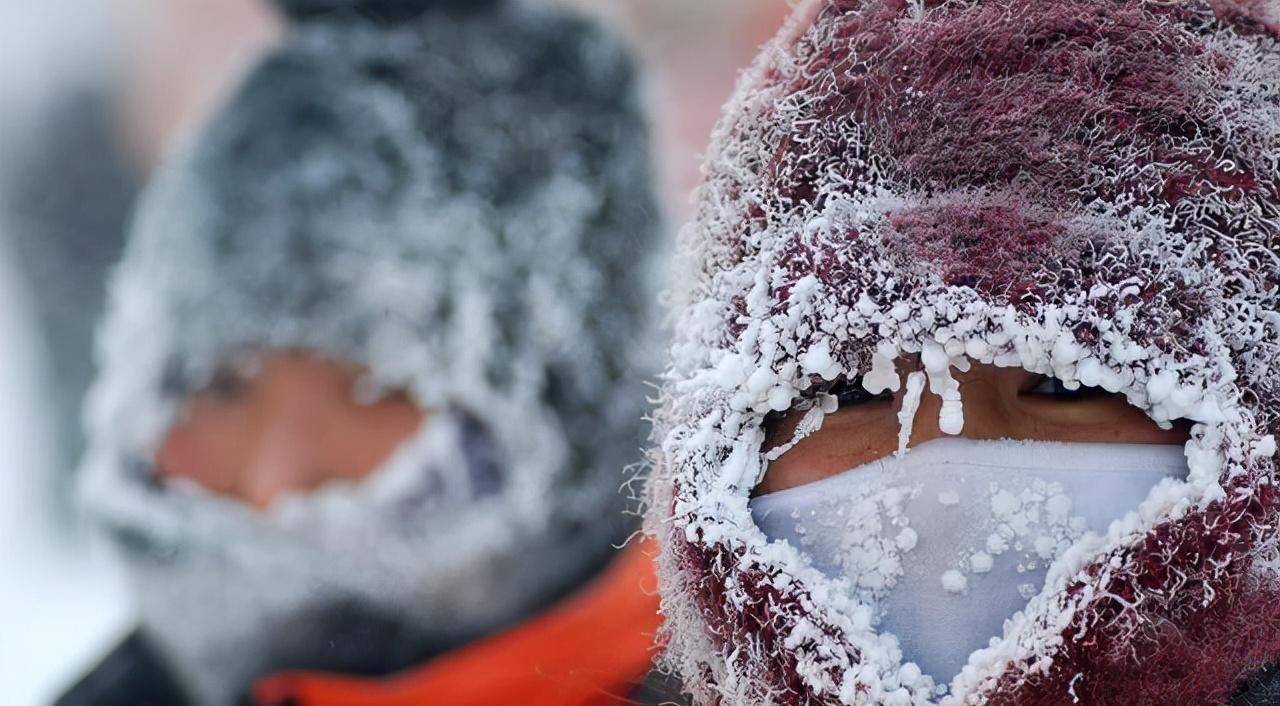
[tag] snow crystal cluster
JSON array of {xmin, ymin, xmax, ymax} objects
[
  {"xmin": 764, "ymin": 474, "xmax": 1087, "ymax": 605},
  {"xmin": 796, "ymin": 482, "xmax": 920, "ymax": 603},
  {"xmin": 751, "ymin": 438, "xmax": 1187, "ymax": 693},
  {"xmin": 645, "ymin": 0, "xmax": 1280, "ymax": 704}
]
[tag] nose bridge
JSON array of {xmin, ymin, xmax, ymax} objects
[
  {"xmin": 957, "ymin": 365, "xmax": 1030, "ymax": 439},
  {"xmin": 239, "ymin": 370, "xmax": 323, "ymax": 508}
]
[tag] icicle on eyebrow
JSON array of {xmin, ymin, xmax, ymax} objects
[
  {"xmin": 896, "ymin": 371, "xmax": 927, "ymax": 457},
  {"xmin": 862, "ymin": 348, "xmax": 901, "ymax": 395},
  {"xmin": 767, "ymin": 347, "xmax": 904, "ymax": 464},
  {"xmin": 764, "ymin": 399, "xmax": 832, "ymax": 462},
  {"xmin": 922, "ymin": 340, "xmax": 967, "ymax": 436}
]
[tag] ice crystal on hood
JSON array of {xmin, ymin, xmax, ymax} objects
[{"xmin": 939, "ymin": 570, "xmax": 967, "ymax": 595}]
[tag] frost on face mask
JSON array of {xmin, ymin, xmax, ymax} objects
[
  {"xmin": 643, "ymin": 1, "xmax": 1280, "ymax": 704},
  {"xmin": 750, "ymin": 439, "xmax": 1188, "ymax": 692},
  {"xmin": 75, "ymin": 1, "xmax": 662, "ymax": 703}
]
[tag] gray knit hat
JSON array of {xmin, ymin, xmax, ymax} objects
[{"xmin": 79, "ymin": 0, "xmax": 661, "ymax": 701}]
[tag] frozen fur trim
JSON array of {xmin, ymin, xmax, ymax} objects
[{"xmin": 645, "ymin": 1, "xmax": 1280, "ymax": 704}]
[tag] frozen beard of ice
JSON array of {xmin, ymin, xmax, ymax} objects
[{"xmin": 749, "ymin": 438, "xmax": 1188, "ymax": 689}]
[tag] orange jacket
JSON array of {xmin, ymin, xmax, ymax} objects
[{"xmin": 252, "ymin": 543, "xmax": 663, "ymax": 706}]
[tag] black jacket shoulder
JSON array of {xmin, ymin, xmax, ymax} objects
[
  {"xmin": 629, "ymin": 670, "xmax": 692, "ymax": 706},
  {"xmin": 54, "ymin": 629, "xmax": 191, "ymax": 706},
  {"xmin": 1233, "ymin": 663, "xmax": 1280, "ymax": 706}
]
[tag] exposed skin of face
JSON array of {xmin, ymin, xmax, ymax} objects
[
  {"xmin": 155, "ymin": 351, "xmax": 424, "ymax": 510},
  {"xmin": 760, "ymin": 360, "xmax": 1192, "ymax": 495}
]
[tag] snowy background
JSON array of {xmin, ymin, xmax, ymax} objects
[
  {"xmin": 0, "ymin": 1, "xmax": 788, "ymax": 703},
  {"xmin": 0, "ymin": 4, "xmax": 130, "ymax": 704},
  {"xmin": 0, "ymin": 233, "xmax": 132, "ymax": 706}
]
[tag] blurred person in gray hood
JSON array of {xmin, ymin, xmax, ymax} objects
[{"xmin": 56, "ymin": 0, "xmax": 663, "ymax": 704}]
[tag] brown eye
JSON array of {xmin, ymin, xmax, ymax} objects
[
  {"xmin": 204, "ymin": 367, "xmax": 250, "ymax": 400},
  {"xmin": 827, "ymin": 376, "xmax": 893, "ymax": 409},
  {"xmin": 1025, "ymin": 375, "xmax": 1106, "ymax": 401}
]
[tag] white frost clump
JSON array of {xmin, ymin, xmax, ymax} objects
[
  {"xmin": 896, "ymin": 526, "xmax": 920, "ymax": 551},
  {"xmin": 953, "ymin": 479, "xmax": 1087, "ymax": 585},
  {"xmin": 940, "ymin": 570, "xmax": 968, "ymax": 594},
  {"xmin": 788, "ymin": 480, "xmax": 923, "ymax": 606},
  {"xmin": 864, "ymin": 349, "xmax": 903, "ymax": 394}
]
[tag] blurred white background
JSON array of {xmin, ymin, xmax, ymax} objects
[{"xmin": 0, "ymin": 4, "xmax": 129, "ymax": 704}]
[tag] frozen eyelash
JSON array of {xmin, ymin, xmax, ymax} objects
[
  {"xmin": 824, "ymin": 376, "xmax": 893, "ymax": 409},
  {"xmin": 1027, "ymin": 375, "xmax": 1104, "ymax": 399}
]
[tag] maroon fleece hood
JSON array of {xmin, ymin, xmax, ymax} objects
[{"xmin": 644, "ymin": 1, "xmax": 1280, "ymax": 704}]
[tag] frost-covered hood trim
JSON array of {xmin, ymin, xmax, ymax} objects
[{"xmin": 645, "ymin": 1, "xmax": 1280, "ymax": 704}]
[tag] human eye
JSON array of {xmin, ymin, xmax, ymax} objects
[
  {"xmin": 203, "ymin": 366, "xmax": 251, "ymax": 400},
  {"xmin": 1024, "ymin": 375, "xmax": 1107, "ymax": 401},
  {"xmin": 826, "ymin": 375, "xmax": 894, "ymax": 409},
  {"xmin": 761, "ymin": 375, "xmax": 894, "ymax": 461}
]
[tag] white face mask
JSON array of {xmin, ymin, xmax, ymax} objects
[{"xmin": 749, "ymin": 438, "xmax": 1188, "ymax": 690}]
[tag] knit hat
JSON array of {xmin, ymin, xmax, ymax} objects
[
  {"xmin": 79, "ymin": 0, "xmax": 661, "ymax": 702},
  {"xmin": 645, "ymin": 1, "xmax": 1279, "ymax": 704}
]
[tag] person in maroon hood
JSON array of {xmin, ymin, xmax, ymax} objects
[{"xmin": 643, "ymin": 1, "xmax": 1280, "ymax": 705}]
